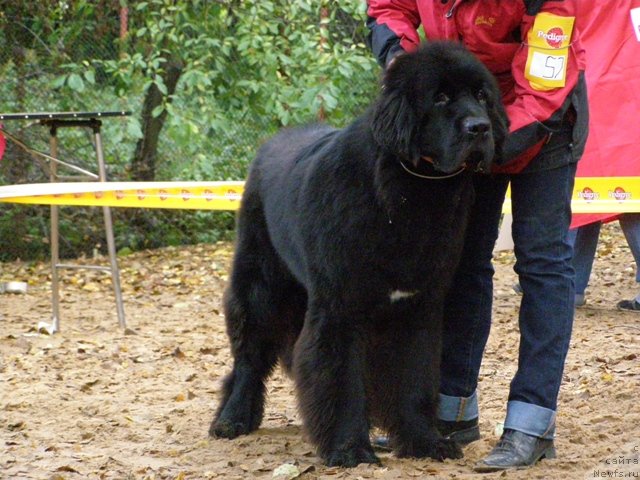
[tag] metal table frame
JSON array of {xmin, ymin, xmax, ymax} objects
[{"xmin": 0, "ymin": 111, "xmax": 131, "ymax": 332}]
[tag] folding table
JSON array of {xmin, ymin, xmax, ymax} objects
[{"xmin": 0, "ymin": 111, "xmax": 131, "ymax": 332}]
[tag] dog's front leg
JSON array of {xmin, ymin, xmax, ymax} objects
[
  {"xmin": 390, "ymin": 323, "xmax": 463, "ymax": 461},
  {"xmin": 293, "ymin": 308, "xmax": 380, "ymax": 467}
]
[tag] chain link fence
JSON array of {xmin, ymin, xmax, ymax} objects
[{"xmin": 0, "ymin": 7, "xmax": 379, "ymax": 261}]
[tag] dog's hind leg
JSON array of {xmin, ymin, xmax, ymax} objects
[
  {"xmin": 208, "ymin": 283, "xmax": 279, "ymax": 439},
  {"xmin": 209, "ymin": 205, "xmax": 305, "ymax": 439},
  {"xmin": 294, "ymin": 307, "xmax": 380, "ymax": 467}
]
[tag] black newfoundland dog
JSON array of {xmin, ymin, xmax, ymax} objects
[{"xmin": 209, "ymin": 41, "xmax": 508, "ymax": 467}]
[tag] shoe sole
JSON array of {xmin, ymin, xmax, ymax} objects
[{"xmin": 616, "ymin": 304, "xmax": 640, "ymax": 312}]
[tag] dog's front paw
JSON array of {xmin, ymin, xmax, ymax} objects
[
  {"xmin": 431, "ymin": 438, "xmax": 464, "ymax": 460},
  {"xmin": 209, "ymin": 418, "xmax": 250, "ymax": 439},
  {"xmin": 396, "ymin": 437, "xmax": 463, "ymax": 461},
  {"xmin": 325, "ymin": 445, "xmax": 381, "ymax": 468}
]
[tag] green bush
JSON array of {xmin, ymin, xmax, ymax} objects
[{"xmin": 0, "ymin": 1, "xmax": 379, "ymax": 261}]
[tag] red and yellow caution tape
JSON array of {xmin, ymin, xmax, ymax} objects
[
  {"xmin": 502, "ymin": 177, "xmax": 640, "ymax": 214},
  {"xmin": 0, "ymin": 182, "xmax": 244, "ymax": 210},
  {"xmin": 1, "ymin": 177, "xmax": 639, "ymax": 213}
]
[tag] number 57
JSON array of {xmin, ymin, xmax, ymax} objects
[{"xmin": 542, "ymin": 55, "xmax": 565, "ymax": 79}]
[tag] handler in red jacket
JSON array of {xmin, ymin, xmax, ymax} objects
[{"xmin": 367, "ymin": 0, "xmax": 588, "ymax": 471}]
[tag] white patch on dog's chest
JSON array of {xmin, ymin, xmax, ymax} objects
[{"xmin": 389, "ymin": 290, "xmax": 419, "ymax": 302}]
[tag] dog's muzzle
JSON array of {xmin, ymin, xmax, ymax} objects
[
  {"xmin": 462, "ymin": 117, "xmax": 491, "ymax": 138},
  {"xmin": 461, "ymin": 117, "xmax": 494, "ymax": 173}
]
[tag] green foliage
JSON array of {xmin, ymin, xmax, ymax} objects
[
  {"xmin": 214, "ymin": 0, "xmax": 377, "ymax": 126},
  {"xmin": 0, "ymin": 0, "xmax": 380, "ymax": 261}
]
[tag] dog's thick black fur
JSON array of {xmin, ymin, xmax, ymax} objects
[{"xmin": 209, "ymin": 41, "xmax": 508, "ymax": 467}]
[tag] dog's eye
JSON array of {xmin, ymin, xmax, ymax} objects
[
  {"xmin": 434, "ymin": 92, "xmax": 450, "ymax": 105},
  {"xmin": 476, "ymin": 89, "xmax": 487, "ymax": 103}
]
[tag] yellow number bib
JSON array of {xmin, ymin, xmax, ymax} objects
[{"xmin": 525, "ymin": 13, "xmax": 575, "ymax": 91}]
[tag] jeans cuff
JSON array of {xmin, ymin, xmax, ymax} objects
[
  {"xmin": 504, "ymin": 400, "xmax": 556, "ymax": 440},
  {"xmin": 438, "ymin": 391, "xmax": 479, "ymax": 422}
]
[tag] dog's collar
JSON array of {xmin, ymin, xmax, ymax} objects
[{"xmin": 399, "ymin": 157, "xmax": 466, "ymax": 180}]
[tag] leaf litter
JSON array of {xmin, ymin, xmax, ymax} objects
[{"xmin": 1, "ymin": 228, "xmax": 638, "ymax": 479}]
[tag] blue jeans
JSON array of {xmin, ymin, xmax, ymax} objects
[
  {"xmin": 439, "ymin": 162, "xmax": 577, "ymax": 440},
  {"xmin": 570, "ymin": 213, "xmax": 640, "ymax": 296}
]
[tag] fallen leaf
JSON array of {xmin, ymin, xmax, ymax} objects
[
  {"xmin": 56, "ymin": 465, "xmax": 79, "ymax": 473},
  {"xmin": 172, "ymin": 347, "xmax": 186, "ymax": 359},
  {"xmin": 8, "ymin": 421, "xmax": 25, "ymax": 431},
  {"xmin": 80, "ymin": 379, "xmax": 99, "ymax": 392},
  {"xmin": 272, "ymin": 463, "xmax": 300, "ymax": 479},
  {"xmin": 601, "ymin": 372, "xmax": 614, "ymax": 383}
]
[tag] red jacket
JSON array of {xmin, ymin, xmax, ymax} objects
[
  {"xmin": 571, "ymin": 0, "xmax": 640, "ymax": 228},
  {"xmin": 367, "ymin": 0, "xmax": 588, "ymax": 173}
]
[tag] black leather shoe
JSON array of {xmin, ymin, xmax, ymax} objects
[
  {"xmin": 438, "ymin": 418, "xmax": 480, "ymax": 444},
  {"xmin": 617, "ymin": 299, "xmax": 640, "ymax": 312},
  {"xmin": 372, "ymin": 418, "xmax": 480, "ymax": 451},
  {"xmin": 474, "ymin": 429, "xmax": 556, "ymax": 472}
]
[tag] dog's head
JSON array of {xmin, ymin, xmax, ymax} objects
[{"xmin": 371, "ymin": 41, "xmax": 509, "ymax": 174}]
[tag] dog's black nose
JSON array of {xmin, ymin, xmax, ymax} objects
[{"xmin": 463, "ymin": 117, "xmax": 490, "ymax": 137}]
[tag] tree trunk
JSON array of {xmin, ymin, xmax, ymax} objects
[{"xmin": 130, "ymin": 58, "xmax": 183, "ymax": 181}]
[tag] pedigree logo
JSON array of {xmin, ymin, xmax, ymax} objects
[
  {"xmin": 609, "ymin": 187, "xmax": 632, "ymax": 201},
  {"xmin": 537, "ymin": 27, "xmax": 568, "ymax": 48},
  {"xmin": 578, "ymin": 187, "xmax": 599, "ymax": 202},
  {"xmin": 225, "ymin": 189, "xmax": 242, "ymax": 201},
  {"xmin": 181, "ymin": 189, "xmax": 193, "ymax": 201}
]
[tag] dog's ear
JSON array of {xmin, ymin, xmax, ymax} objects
[{"xmin": 371, "ymin": 55, "xmax": 420, "ymax": 160}]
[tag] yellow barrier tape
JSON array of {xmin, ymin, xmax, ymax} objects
[
  {"xmin": 502, "ymin": 176, "xmax": 640, "ymax": 214},
  {"xmin": 0, "ymin": 177, "xmax": 639, "ymax": 213},
  {"xmin": 0, "ymin": 182, "xmax": 245, "ymax": 210}
]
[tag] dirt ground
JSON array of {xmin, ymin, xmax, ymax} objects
[{"xmin": 1, "ymin": 223, "xmax": 639, "ymax": 480}]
